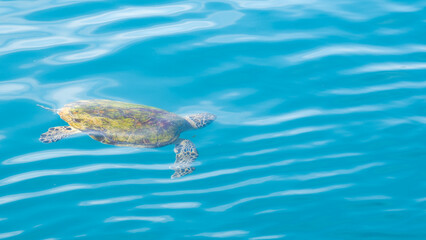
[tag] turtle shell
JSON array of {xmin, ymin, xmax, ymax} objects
[{"xmin": 58, "ymin": 99, "xmax": 190, "ymax": 147}]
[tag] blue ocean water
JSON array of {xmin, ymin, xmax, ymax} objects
[{"xmin": 1, "ymin": 0, "xmax": 426, "ymax": 239}]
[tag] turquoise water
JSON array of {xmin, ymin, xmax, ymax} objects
[{"xmin": 1, "ymin": 0, "xmax": 426, "ymax": 239}]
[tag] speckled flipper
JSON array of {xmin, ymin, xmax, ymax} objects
[
  {"xmin": 40, "ymin": 126, "xmax": 80, "ymax": 143},
  {"xmin": 184, "ymin": 113, "xmax": 216, "ymax": 129},
  {"xmin": 170, "ymin": 139, "xmax": 198, "ymax": 179}
]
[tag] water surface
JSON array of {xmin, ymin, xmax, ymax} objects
[{"xmin": 1, "ymin": 0, "xmax": 426, "ymax": 239}]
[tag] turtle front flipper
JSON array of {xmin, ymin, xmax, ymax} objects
[
  {"xmin": 170, "ymin": 139, "xmax": 199, "ymax": 179},
  {"xmin": 40, "ymin": 126, "xmax": 81, "ymax": 143}
]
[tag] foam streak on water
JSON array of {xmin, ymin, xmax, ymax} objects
[{"xmin": 0, "ymin": 0, "xmax": 425, "ymax": 239}]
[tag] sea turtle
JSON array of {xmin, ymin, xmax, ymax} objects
[{"xmin": 39, "ymin": 99, "xmax": 216, "ymax": 178}]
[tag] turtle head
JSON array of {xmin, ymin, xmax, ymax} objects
[{"xmin": 184, "ymin": 113, "xmax": 216, "ymax": 129}]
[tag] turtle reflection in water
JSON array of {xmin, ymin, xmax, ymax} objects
[{"xmin": 39, "ymin": 99, "xmax": 216, "ymax": 179}]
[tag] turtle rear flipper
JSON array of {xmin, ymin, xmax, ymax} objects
[
  {"xmin": 40, "ymin": 126, "xmax": 81, "ymax": 143},
  {"xmin": 170, "ymin": 139, "xmax": 198, "ymax": 179}
]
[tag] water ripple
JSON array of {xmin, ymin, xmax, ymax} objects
[
  {"xmin": 206, "ymin": 184, "xmax": 353, "ymax": 212},
  {"xmin": 67, "ymin": 4, "xmax": 196, "ymax": 28},
  {"xmin": 0, "ymin": 153, "xmax": 365, "ymax": 206},
  {"xmin": 325, "ymin": 81, "xmax": 426, "ymax": 95},
  {"xmin": 194, "ymin": 230, "xmax": 248, "ymax": 238},
  {"xmin": 0, "ymin": 184, "xmax": 92, "ymax": 205},
  {"xmin": 0, "ymin": 162, "xmax": 171, "ymax": 186},
  {"xmin": 242, "ymin": 125, "xmax": 337, "ymax": 142},
  {"xmin": 128, "ymin": 228, "xmax": 150, "ymax": 233},
  {"xmin": 0, "ymin": 2, "xmax": 244, "ymax": 66},
  {"xmin": 250, "ymin": 235, "xmax": 286, "ymax": 240},
  {"xmin": 154, "ymin": 176, "xmax": 283, "ymax": 196},
  {"xmin": 169, "ymin": 153, "xmax": 362, "ymax": 182},
  {"xmin": 244, "ymin": 95, "xmax": 425, "ymax": 126},
  {"xmin": 2, "ymin": 148, "xmax": 143, "ymax": 165},
  {"xmin": 345, "ymin": 195, "xmax": 392, "ymax": 201},
  {"xmin": 0, "ymin": 77, "xmax": 117, "ymax": 107},
  {"xmin": 136, "ymin": 202, "xmax": 201, "ymax": 209},
  {"xmin": 288, "ymin": 162, "xmax": 384, "ymax": 181},
  {"xmin": 285, "ymin": 44, "xmax": 426, "ymax": 65},
  {"xmin": 224, "ymin": 0, "xmax": 421, "ymax": 20},
  {"xmin": 0, "ymin": 231, "xmax": 24, "ymax": 239},
  {"xmin": 155, "ymin": 161, "xmax": 377, "ymax": 196},
  {"xmin": 0, "ymin": 25, "xmax": 38, "ymax": 34},
  {"xmin": 343, "ymin": 62, "xmax": 426, "ymax": 74},
  {"xmin": 105, "ymin": 215, "xmax": 173, "ymax": 223},
  {"xmin": 79, "ymin": 195, "xmax": 143, "ymax": 206},
  {"xmin": 205, "ymin": 28, "xmax": 354, "ymax": 45}
]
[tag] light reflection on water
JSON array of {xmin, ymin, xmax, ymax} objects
[
  {"xmin": 2, "ymin": 148, "xmax": 143, "ymax": 165},
  {"xmin": 0, "ymin": 0, "xmax": 425, "ymax": 239},
  {"xmin": 0, "ymin": 77, "xmax": 117, "ymax": 107}
]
